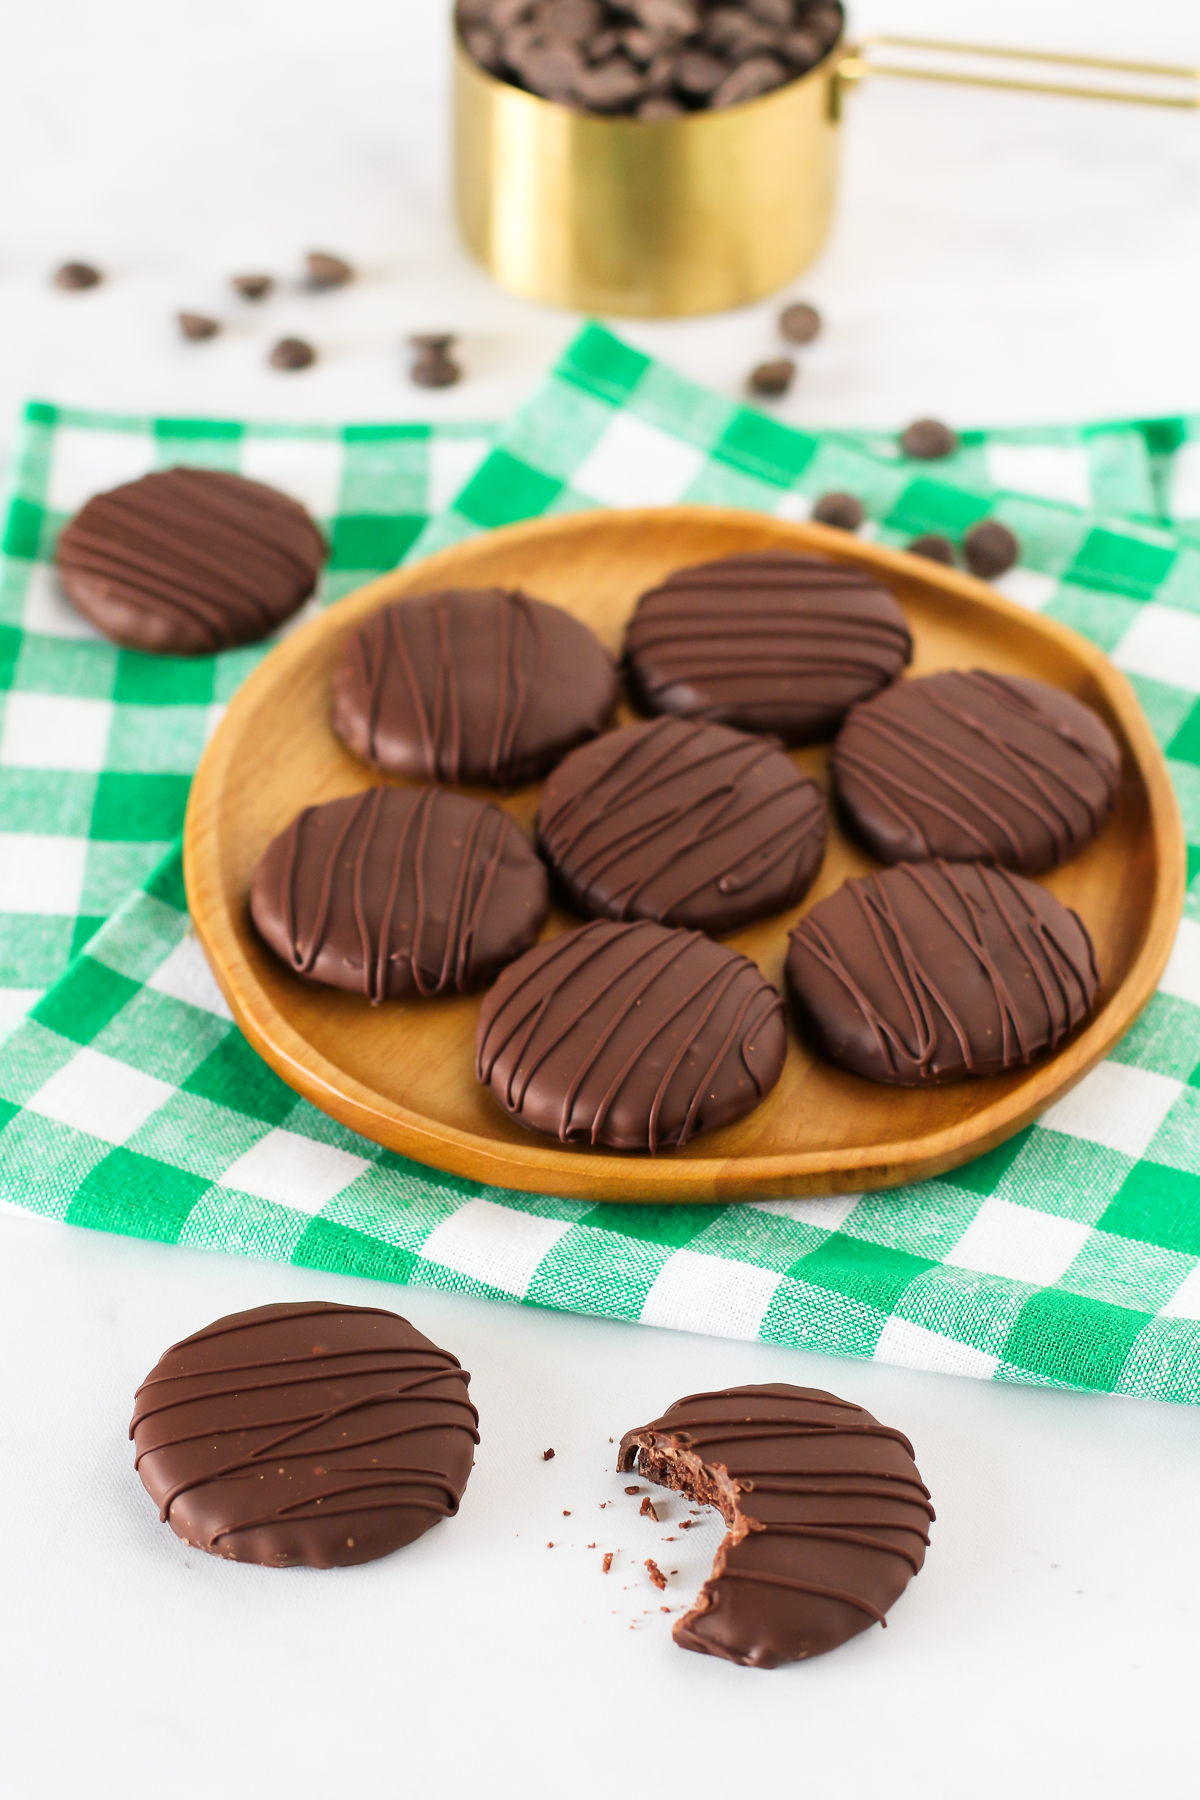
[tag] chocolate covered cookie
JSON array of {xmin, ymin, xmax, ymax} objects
[
  {"xmin": 331, "ymin": 587, "xmax": 618, "ymax": 787},
  {"xmin": 56, "ymin": 467, "xmax": 326, "ymax": 654},
  {"xmin": 476, "ymin": 918, "xmax": 786, "ymax": 1151},
  {"xmin": 250, "ymin": 786, "xmax": 550, "ymax": 1000},
  {"xmin": 131, "ymin": 1302, "xmax": 478, "ymax": 1569},
  {"xmin": 624, "ymin": 551, "xmax": 911, "ymax": 745},
  {"xmin": 786, "ymin": 860, "xmax": 1099, "ymax": 1086},
  {"xmin": 537, "ymin": 717, "xmax": 826, "ymax": 937},
  {"xmin": 619, "ymin": 1383, "xmax": 933, "ymax": 1667},
  {"xmin": 831, "ymin": 670, "xmax": 1121, "ymax": 874}
]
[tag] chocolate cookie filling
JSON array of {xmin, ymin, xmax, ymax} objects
[{"xmin": 619, "ymin": 1383, "xmax": 933, "ymax": 1667}]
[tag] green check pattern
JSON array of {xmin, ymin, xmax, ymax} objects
[{"xmin": 5, "ymin": 322, "xmax": 1200, "ymax": 1407}]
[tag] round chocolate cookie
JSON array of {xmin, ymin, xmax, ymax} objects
[
  {"xmin": 476, "ymin": 918, "xmax": 786, "ymax": 1152},
  {"xmin": 537, "ymin": 717, "xmax": 826, "ymax": 937},
  {"xmin": 786, "ymin": 860, "xmax": 1099, "ymax": 1086},
  {"xmin": 831, "ymin": 670, "xmax": 1121, "ymax": 874},
  {"xmin": 130, "ymin": 1302, "xmax": 478, "ymax": 1569},
  {"xmin": 56, "ymin": 467, "xmax": 326, "ymax": 654},
  {"xmin": 619, "ymin": 1383, "xmax": 933, "ymax": 1667},
  {"xmin": 624, "ymin": 551, "xmax": 912, "ymax": 745},
  {"xmin": 331, "ymin": 587, "xmax": 618, "ymax": 787},
  {"xmin": 250, "ymin": 785, "xmax": 550, "ymax": 1001}
]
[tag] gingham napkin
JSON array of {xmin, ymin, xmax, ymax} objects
[{"xmin": 4, "ymin": 324, "xmax": 1200, "ymax": 1408}]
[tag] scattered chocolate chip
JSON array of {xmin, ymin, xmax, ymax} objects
[
  {"xmin": 639, "ymin": 1496, "xmax": 660, "ymax": 1521},
  {"xmin": 780, "ymin": 299, "xmax": 821, "ymax": 344},
  {"xmin": 176, "ymin": 312, "xmax": 220, "ymax": 342},
  {"xmin": 54, "ymin": 262, "xmax": 102, "ymax": 291},
  {"xmin": 563, "ymin": 1509, "xmax": 571, "ymax": 1515},
  {"xmin": 231, "ymin": 273, "xmax": 273, "ymax": 301},
  {"xmin": 602, "ymin": 1551, "xmax": 614, "ymax": 1572},
  {"xmin": 411, "ymin": 351, "xmax": 462, "ymax": 389},
  {"xmin": 901, "ymin": 417, "xmax": 958, "ymax": 460},
  {"xmin": 645, "ymin": 1558, "xmax": 667, "ymax": 1589},
  {"xmin": 543, "ymin": 1447, "xmax": 556, "ymax": 1460},
  {"xmin": 812, "ymin": 491, "xmax": 864, "ymax": 531},
  {"xmin": 748, "ymin": 357, "xmax": 796, "ymax": 398},
  {"xmin": 908, "ymin": 533, "xmax": 956, "ymax": 566},
  {"xmin": 269, "ymin": 337, "xmax": 316, "ymax": 371},
  {"xmin": 963, "ymin": 518, "xmax": 1020, "ymax": 579},
  {"xmin": 624, "ymin": 1485, "xmax": 641, "ymax": 1494},
  {"xmin": 305, "ymin": 251, "xmax": 354, "ymax": 290}
]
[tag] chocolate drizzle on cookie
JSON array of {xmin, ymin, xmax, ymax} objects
[
  {"xmin": 250, "ymin": 786, "xmax": 550, "ymax": 1000},
  {"xmin": 787, "ymin": 860, "xmax": 1099, "ymax": 1086},
  {"xmin": 331, "ymin": 587, "xmax": 619, "ymax": 787},
  {"xmin": 56, "ymin": 467, "xmax": 326, "ymax": 654},
  {"xmin": 476, "ymin": 918, "xmax": 786, "ymax": 1151},
  {"xmin": 537, "ymin": 717, "xmax": 827, "ymax": 936},
  {"xmin": 832, "ymin": 670, "xmax": 1122, "ymax": 873},
  {"xmin": 624, "ymin": 552, "xmax": 912, "ymax": 745},
  {"xmin": 618, "ymin": 1383, "xmax": 933, "ymax": 1667},
  {"xmin": 130, "ymin": 1302, "xmax": 478, "ymax": 1569}
]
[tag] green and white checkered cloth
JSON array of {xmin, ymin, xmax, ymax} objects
[{"xmin": 6, "ymin": 322, "xmax": 1200, "ymax": 1409}]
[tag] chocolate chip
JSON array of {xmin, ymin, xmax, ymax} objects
[
  {"xmin": 963, "ymin": 519, "xmax": 1020, "ymax": 579},
  {"xmin": 540, "ymin": 0, "xmax": 604, "ymax": 37},
  {"xmin": 543, "ymin": 1447, "xmax": 556, "ymax": 1460},
  {"xmin": 748, "ymin": 357, "xmax": 796, "ymax": 398},
  {"xmin": 621, "ymin": 26, "xmax": 663, "ymax": 64},
  {"xmin": 305, "ymin": 251, "xmax": 354, "ymax": 290},
  {"xmin": 491, "ymin": 0, "xmax": 534, "ymax": 25},
  {"xmin": 781, "ymin": 27, "xmax": 822, "ymax": 69},
  {"xmin": 706, "ymin": 9, "xmax": 780, "ymax": 56},
  {"xmin": 638, "ymin": 95, "xmax": 684, "ymax": 117},
  {"xmin": 269, "ymin": 337, "xmax": 317, "ymax": 371},
  {"xmin": 575, "ymin": 54, "xmax": 643, "ymax": 109},
  {"xmin": 411, "ymin": 350, "xmax": 463, "ymax": 389},
  {"xmin": 624, "ymin": 1484, "xmax": 641, "ymax": 1495},
  {"xmin": 586, "ymin": 27, "xmax": 622, "ymax": 60},
  {"xmin": 806, "ymin": 2, "xmax": 844, "ymax": 47},
  {"xmin": 812, "ymin": 491, "xmax": 864, "ymax": 531},
  {"xmin": 231, "ymin": 273, "xmax": 274, "ymax": 301},
  {"xmin": 901, "ymin": 418, "xmax": 958, "ymax": 460},
  {"xmin": 780, "ymin": 299, "xmax": 821, "ymax": 344},
  {"xmin": 677, "ymin": 49, "xmax": 727, "ymax": 95},
  {"xmin": 464, "ymin": 24, "xmax": 505, "ymax": 69},
  {"xmin": 54, "ymin": 262, "xmax": 102, "ymax": 291},
  {"xmin": 908, "ymin": 534, "xmax": 956, "ymax": 566},
  {"xmin": 711, "ymin": 54, "xmax": 788, "ymax": 107},
  {"xmin": 748, "ymin": 0, "xmax": 794, "ymax": 24},
  {"xmin": 176, "ymin": 312, "xmax": 220, "ymax": 342},
  {"xmin": 629, "ymin": 0, "xmax": 699, "ymax": 35}
]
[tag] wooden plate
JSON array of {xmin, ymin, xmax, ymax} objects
[{"xmin": 184, "ymin": 507, "xmax": 1185, "ymax": 1203}]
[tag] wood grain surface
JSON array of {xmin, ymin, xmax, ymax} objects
[{"xmin": 183, "ymin": 507, "xmax": 1186, "ymax": 1202}]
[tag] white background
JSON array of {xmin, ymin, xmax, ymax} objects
[{"xmin": 2, "ymin": 3, "xmax": 1200, "ymax": 1796}]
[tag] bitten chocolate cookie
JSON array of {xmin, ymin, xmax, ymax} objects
[
  {"xmin": 786, "ymin": 860, "xmax": 1099, "ymax": 1086},
  {"xmin": 476, "ymin": 919, "xmax": 786, "ymax": 1152},
  {"xmin": 130, "ymin": 1302, "xmax": 478, "ymax": 1569},
  {"xmin": 537, "ymin": 717, "xmax": 827, "ymax": 937},
  {"xmin": 619, "ymin": 1383, "xmax": 933, "ymax": 1668},
  {"xmin": 250, "ymin": 786, "xmax": 550, "ymax": 1001},
  {"xmin": 831, "ymin": 670, "xmax": 1121, "ymax": 874},
  {"xmin": 624, "ymin": 551, "xmax": 911, "ymax": 745},
  {"xmin": 331, "ymin": 587, "xmax": 618, "ymax": 787},
  {"xmin": 56, "ymin": 467, "xmax": 326, "ymax": 654}
]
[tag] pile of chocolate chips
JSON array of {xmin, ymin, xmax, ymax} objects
[{"xmin": 457, "ymin": 0, "xmax": 844, "ymax": 118}]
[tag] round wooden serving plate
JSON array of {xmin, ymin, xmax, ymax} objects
[{"xmin": 184, "ymin": 507, "xmax": 1185, "ymax": 1203}]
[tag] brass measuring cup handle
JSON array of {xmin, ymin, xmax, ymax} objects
[{"xmin": 837, "ymin": 36, "xmax": 1200, "ymax": 110}]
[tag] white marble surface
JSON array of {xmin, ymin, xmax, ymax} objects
[{"xmin": 2, "ymin": 4, "xmax": 1200, "ymax": 1797}]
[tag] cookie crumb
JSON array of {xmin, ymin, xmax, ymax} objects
[
  {"xmin": 639, "ymin": 1496, "xmax": 659, "ymax": 1522},
  {"xmin": 645, "ymin": 1559, "xmax": 667, "ymax": 1590},
  {"xmin": 624, "ymin": 1485, "xmax": 641, "ymax": 1495},
  {"xmin": 602, "ymin": 1552, "xmax": 613, "ymax": 1573}
]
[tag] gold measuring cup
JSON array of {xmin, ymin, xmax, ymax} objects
[{"xmin": 453, "ymin": 30, "xmax": 1200, "ymax": 318}]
